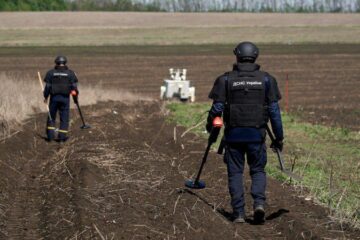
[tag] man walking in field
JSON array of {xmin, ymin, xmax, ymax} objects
[
  {"xmin": 207, "ymin": 42, "xmax": 284, "ymax": 224},
  {"xmin": 43, "ymin": 56, "xmax": 79, "ymax": 142}
]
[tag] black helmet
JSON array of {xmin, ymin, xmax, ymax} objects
[
  {"xmin": 54, "ymin": 55, "xmax": 67, "ymax": 65},
  {"xmin": 233, "ymin": 42, "xmax": 259, "ymax": 62}
]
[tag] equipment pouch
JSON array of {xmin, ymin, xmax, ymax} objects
[{"xmin": 229, "ymin": 103, "xmax": 264, "ymax": 127}]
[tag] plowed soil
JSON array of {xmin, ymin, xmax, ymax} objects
[
  {"xmin": 0, "ymin": 45, "xmax": 359, "ymax": 239},
  {"xmin": 0, "ymin": 101, "xmax": 359, "ymax": 239},
  {"xmin": 0, "ymin": 44, "xmax": 359, "ymax": 130}
]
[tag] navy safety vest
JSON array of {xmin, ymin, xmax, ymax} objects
[
  {"xmin": 225, "ymin": 70, "xmax": 268, "ymax": 128},
  {"xmin": 48, "ymin": 69, "xmax": 74, "ymax": 95}
]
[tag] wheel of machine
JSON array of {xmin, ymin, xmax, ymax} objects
[
  {"xmin": 160, "ymin": 86, "xmax": 166, "ymax": 100},
  {"xmin": 189, "ymin": 87, "xmax": 196, "ymax": 102}
]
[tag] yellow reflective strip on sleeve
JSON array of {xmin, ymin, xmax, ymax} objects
[
  {"xmin": 47, "ymin": 127, "xmax": 56, "ymax": 130},
  {"xmin": 58, "ymin": 130, "xmax": 68, "ymax": 133}
]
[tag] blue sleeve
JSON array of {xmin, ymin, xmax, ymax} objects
[
  {"xmin": 209, "ymin": 101, "xmax": 224, "ymax": 118},
  {"xmin": 69, "ymin": 71, "xmax": 79, "ymax": 93},
  {"xmin": 207, "ymin": 101, "xmax": 224, "ymax": 126},
  {"xmin": 43, "ymin": 83, "xmax": 51, "ymax": 99},
  {"xmin": 70, "ymin": 82, "xmax": 78, "ymax": 93},
  {"xmin": 264, "ymin": 74, "xmax": 281, "ymax": 103},
  {"xmin": 208, "ymin": 75, "xmax": 227, "ymax": 102},
  {"xmin": 268, "ymin": 101, "xmax": 284, "ymax": 140},
  {"xmin": 43, "ymin": 71, "xmax": 51, "ymax": 99}
]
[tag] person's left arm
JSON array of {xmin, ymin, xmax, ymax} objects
[{"xmin": 265, "ymin": 74, "xmax": 284, "ymax": 150}]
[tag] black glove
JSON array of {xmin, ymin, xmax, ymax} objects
[
  {"xmin": 206, "ymin": 121, "xmax": 212, "ymax": 133},
  {"xmin": 72, "ymin": 95, "xmax": 78, "ymax": 104},
  {"xmin": 270, "ymin": 139, "xmax": 283, "ymax": 152},
  {"xmin": 206, "ymin": 114, "xmax": 214, "ymax": 133}
]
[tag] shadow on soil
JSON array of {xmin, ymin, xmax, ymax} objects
[{"xmin": 182, "ymin": 188, "xmax": 290, "ymax": 225}]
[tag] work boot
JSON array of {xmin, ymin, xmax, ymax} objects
[
  {"xmin": 253, "ymin": 205, "xmax": 265, "ymax": 223},
  {"xmin": 233, "ymin": 215, "xmax": 246, "ymax": 223},
  {"xmin": 232, "ymin": 212, "xmax": 246, "ymax": 223},
  {"xmin": 56, "ymin": 137, "xmax": 69, "ymax": 145}
]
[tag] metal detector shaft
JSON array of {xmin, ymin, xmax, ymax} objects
[
  {"xmin": 265, "ymin": 125, "xmax": 302, "ymax": 181},
  {"xmin": 193, "ymin": 143, "xmax": 212, "ymax": 184},
  {"xmin": 73, "ymin": 96, "xmax": 91, "ymax": 129},
  {"xmin": 185, "ymin": 117, "xmax": 223, "ymax": 189},
  {"xmin": 75, "ymin": 102, "xmax": 86, "ymax": 126},
  {"xmin": 265, "ymin": 125, "xmax": 285, "ymax": 171},
  {"xmin": 37, "ymin": 71, "xmax": 52, "ymax": 122},
  {"xmin": 193, "ymin": 123, "xmax": 221, "ymax": 182}
]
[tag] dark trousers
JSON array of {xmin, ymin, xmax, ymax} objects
[
  {"xmin": 46, "ymin": 95, "xmax": 70, "ymax": 141},
  {"xmin": 224, "ymin": 142, "xmax": 267, "ymax": 216}
]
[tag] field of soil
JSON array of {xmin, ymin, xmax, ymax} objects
[
  {"xmin": 0, "ymin": 12, "xmax": 359, "ymax": 46},
  {"xmin": 1, "ymin": 12, "xmax": 359, "ymax": 29},
  {"xmin": 0, "ymin": 44, "xmax": 359, "ymax": 130},
  {"xmin": 0, "ymin": 101, "xmax": 359, "ymax": 239},
  {"xmin": 0, "ymin": 10, "xmax": 359, "ymax": 239}
]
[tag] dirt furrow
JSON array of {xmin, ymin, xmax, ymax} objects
[{"xmin": 0, "ymin": 101, "xmax": 359, "ymax": 239}]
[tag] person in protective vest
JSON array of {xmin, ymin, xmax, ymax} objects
[
  {"xmin": 207, "ymin": 42, "xmax": 284, "ymax": 224},
  {"xmin": 43, "ymin": 56, "xmax": 79, "ymax": 142}
]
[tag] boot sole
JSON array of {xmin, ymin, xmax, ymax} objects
[{"xmin": 233, "ymin": 217, "xmax": 246, "ymax": 223}]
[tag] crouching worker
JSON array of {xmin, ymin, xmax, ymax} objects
[
  {"xmin": 43, "ymin": 56, "xmax": 79, "ymax": 142},
  {"xmin": 207, "ymin": 42, "xmax": 284, "ymax": 224}
]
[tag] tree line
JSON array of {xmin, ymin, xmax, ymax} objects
[
  {"xmin": 144, "ymin": 0, "xmax": 360, "ymax": 12},
  {"xmin": 0, "ymin": 0, "xmax": 359, "ymax": 12},
  {"xmin": 0, "ymin": 0, "xmax": 161, "ymax": 11}
]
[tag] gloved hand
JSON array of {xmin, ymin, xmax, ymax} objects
[
  {"xmin": 72, "ymin": 94, "xmax": 78, "ymax": 104},
  {"xmin": 70, "ymin": 90, "xmax": 77, "ymax": 96},
  {"xmin": 270, "ymin": 139, "xmax": 283, "ymax": 152}
]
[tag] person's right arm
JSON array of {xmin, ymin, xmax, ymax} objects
[
  {"xmin": 206, "ymin": 75, "xmax": 227, "ymax": 132},
  {"xmin": 43, "ymin": 71, "xmax": 52, "ymax": 100}
]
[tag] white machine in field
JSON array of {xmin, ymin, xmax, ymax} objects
[{"xmin": 160, "ymin": 68, "xmax": 195, "ymax": 102}]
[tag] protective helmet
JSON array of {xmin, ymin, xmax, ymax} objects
[
  {"xmin": 233, "ymin": 42, "xmax": 259, "ymax": 62},
  {"xmin": 54, "ymin": 55, "xmax": 67, "ymax": 65}
]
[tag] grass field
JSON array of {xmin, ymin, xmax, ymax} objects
[
  {"xmin": 0, "ymin": 74, "xmax": 148, "ymax": 138},
  {"xmin": 0, "ymin": 12, "xmax": 359, "ymax": 46}
]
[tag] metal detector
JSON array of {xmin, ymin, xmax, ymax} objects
[
  {"xmin": 37, "ymin": 71, "xmax": 52, "ymax": 122},
  {"xmin": 265, "ymin": 125, "xmax": 302, "ymax": 181},
  {"xmin": 185, "ymin": 117, "xmax": 223, "ymax": 189},
  {"xmin": 73, "ymin": 96, "xmax": 91, "ymax": 129}
]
